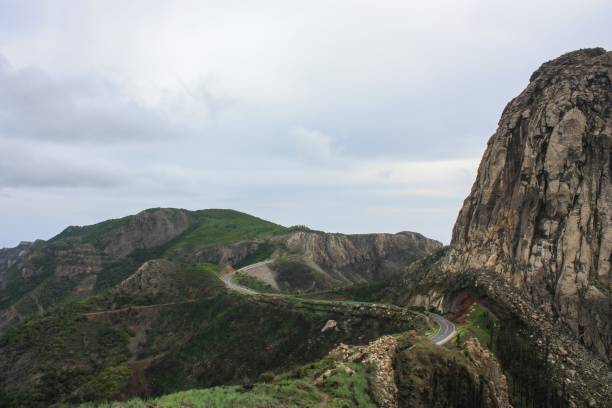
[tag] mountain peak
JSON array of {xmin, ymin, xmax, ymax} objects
[{"xmin": 529, "ymin": 47, "xmax": 609, "ymax": 82}]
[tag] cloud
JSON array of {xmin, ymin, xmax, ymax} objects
[
  {"xmin": 289, "ymin": 127, "xmax": 335, "ymax": 163},
  {"xmin": 0, "ymin": 57, "xmax": 188, "ymax": 144},
  {"xmin": 0, "ymin": 140, "xmax": 201, "ymax": 191},
  {"xmin": 0, "ymin": 142, "xmax": 121, "ymax": 188},
  {"xmin": 0, "ymin": 1, "xmax": 610, "ymax": 248}
]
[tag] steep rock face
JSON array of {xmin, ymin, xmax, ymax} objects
[
  {"xmin": 447, "ymin": 48, "xmax": 611, "ymax": 360},
  {"xmin": 0, "ymin": 209, "xmax": 193, "ymax": 333},
  {"xmin": 460, "ymin": 338, "xmax": 511, "ymax": 408},
  {"xmin": 102, "ymin": 208, "xmax": 192, "ymax": 258},
  {"xmin": 0, "ymin": 241, "xmax": 32, "ymax": 289},
  {"xmin": 394, "ymin": 335, "xmax": 511, "ymax": 408},
  {"xmin": 185, "ymin": 241, "xmax": 261, "ymax": 265},
  {"xmin": 115, "ymin": 259, "xmax": 179, "ymax": 298},
  {"xmin": 280, "ymin": 231, "xmax": 442, "ymax": 284}
]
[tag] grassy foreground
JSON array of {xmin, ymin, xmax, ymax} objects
[{"xmin": 79, "ymin": 353, "xmax": 376, "ymax": 408}]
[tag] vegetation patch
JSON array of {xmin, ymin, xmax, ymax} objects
[
  {"xmin": 80, "ymin": 353, "xmax": 376, "ymax": 408},
  {"xmin": 234, "ymin": 242, "xmax": 275, "ymax": 268},
  {"xmin": 233, "ymin": 272, "xmax": 278, "ymax": 294},
  {"xmin": 270, "ymin": 258, "xmax": 334, "ymax": 293},
  {"xmin": 395, "ymin": 336, "xmax": 495, "ymax": 407},
  {"xmin": 164, "ymin": 210, "xmax": 286, "ymax": 254},
  {"xmin": 303, "ymin": 281, "xmax": 391, "ymax": 303},
  {"xmin": 455, "ymin": 303, "xmax": 498, "ymax": 349}
]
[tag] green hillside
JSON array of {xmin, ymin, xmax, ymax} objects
[
  {"xmin": 163, "ymin": 209, "xmax": 286, "ymax": 254},
  {"xmin": 0, "ymin": 209, "xmax": 286, "ymax": 323}
]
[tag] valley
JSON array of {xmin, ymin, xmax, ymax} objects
[{"xmin": 0, "ymin": 48, "xmax": 610, "ymax": 408}]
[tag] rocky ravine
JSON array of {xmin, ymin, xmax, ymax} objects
[{"xmin": 446, "ymin": 48, "xmax": 611, "ymax": 361}]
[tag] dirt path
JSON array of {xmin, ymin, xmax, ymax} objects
[{"xmin": 81, "ymin": 300, "xmax": 197, "ymax": 317}]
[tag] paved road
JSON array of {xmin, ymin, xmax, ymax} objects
[
  {"xmin": 222, "ymin": 261, "xmax": 273, "ymax": 295},
  {"xmin": 426, "ymin": 311, "xmax": 456, "ymax": 345},
  {"xmin": 222, "ymin": 261, "xmax": 456, "ymax": 346}
]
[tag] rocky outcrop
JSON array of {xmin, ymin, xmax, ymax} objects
[
  {"xmin": 461, "ymin": 338, "xmax": 511, "ymax": 408},
  {"xmin": 276, "ymin": 231, "xmax": 442, "ymax": 284},
  {"xmin": 394, "ymin": 334, "xmax": 511, "ymax": 408},
  {"xmin": 103, "ymin": 208, "xmax": 192, "ymax": 258},
  {"xmin": 446, "ymin": 48, "xmax": 611, "ymax": 361},
  {"xmin": 115, "ymin": 259, "xmax": 179, "ymax": 298},
  {"xmin": 53, "ymin": 244, "xmax": 104, "ymax": 278},
  {"xmin": 0, "ymin": 209, "xmax": 193, "ymax": 333},
  {"xmin": 329, "ymin": 336, "xmax": 399, "ymax": 408},
  {"xmin": 182, "ymin": 230, "xmax": 442, "ymax": 292},
  {"xmin": 0, "ymin": 241, "xmax": 32, "ymax": 289},
  {"xmin": 186, "ymin": 241, "xmax": 261, "ymax": 265}
]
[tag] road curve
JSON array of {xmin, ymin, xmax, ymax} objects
[
  {"xmin": 222, "ymin": 261, "xmax": 456, "ymax": 346},
  {"xmin": 221, "ymin": 261, "xmax": 271, "ymax": 295},
  {"xmin": 426, "ymin": 311, "xmax": 456, "ymax": 345}
]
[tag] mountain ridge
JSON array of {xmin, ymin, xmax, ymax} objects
[{"xmin": 0, "ymin": 207, "xmax": 442, "ymax": 334}]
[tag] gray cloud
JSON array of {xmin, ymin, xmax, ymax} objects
[
  {"xmin": 0, "ymin": 143, "xmax": 122, "ymax": 188},
  {"xmin": 0, "ymin": 57, "xmax": 182, "ymax": 143},
  {"xmin": 0, "ymin": 1, "xmax": 610, "ymax": 248}
]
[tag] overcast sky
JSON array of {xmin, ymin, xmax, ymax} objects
[{"xmin": 1, "ymin": 0, "xmax": 610, "ymax": 248}]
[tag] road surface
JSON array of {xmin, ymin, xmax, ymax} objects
[
  {"xmin": 222, "ymin": 261, "xmax": 456, "ymax": 346},
  {"xmin": 426, "ymin": 311, "xmax": 456, "ymax": 345},
  {"xmin": 222, "ymin": 261, "xmax": 271, "ymax": 295}
]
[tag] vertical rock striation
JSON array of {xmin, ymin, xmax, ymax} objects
[{"xmin": 447, "ymin": 48, "xmax": 611, "ymax": 361}]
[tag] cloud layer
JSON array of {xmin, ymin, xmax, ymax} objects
[{"xmin": 0, "ymin": 0, "xmax": 610, "ymax": 247}]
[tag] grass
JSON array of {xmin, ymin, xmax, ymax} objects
[
  {"xmin": 233, "ymin": 272, "xmax": 279, "ymax": 294},
  {"xmin": 90, "ymin": 263, "xmax": 225, "ymax": 310},
  {"xmin": 2, "ymin": 209, "xmax": 285, "ymax": 328},
  {"xmin": 426, "ymin": 324, "xmax": 440, "ymax": 338},
  {"xmin": 455, "ymin": 303, "xmax": 498, "ymax": 349},
  {"xmin": 164, "ymin": 210, "xmax": 286, "ymax": 254},
  {"xmin": 301, "ymin": 281, "xmax": 390, "ymax": 303},
  {"xmin": 234, "ymin": 242, "xmax": 275, "ymax": 268},
  {"xmin": 0, "ymin": 302, "xmax": 132, "ymax": 407},
  {"xmin": 51, "ymin": 218, "xmax": 128, "ymax": 248},
  {"xmin": 79, "ymin": 354, "xmax": 376, "ymax": 408},
  {"xmin": 270, "ymin": 258, "xmax": 334, "ymax": 293}
]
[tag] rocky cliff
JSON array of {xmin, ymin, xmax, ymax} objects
[
  {"xmin": 445, "ymin": 48, "xmax": 611, "ymax": 362},
  {"xmin": 276, "ymin": 230, "xmax": 442, "ymax": 285},
  {"xmin": 394, "ymin": 334, "xmax": 511, "ymax": 408},
  {"xmin": 101, "ymin": 209, "xmax": 192, "ymax": 258},
  {"xmin": 0, "ymin": 241, "xmax": 32, "ymax": 289},
  {"xmin": 179, "ymin": 230, "xmax": 442, "ymax": 292},
  {"xmin": 0, "ymin": 208, "xmax": 195, "ymax": 333},
  {"xmin": 0, "ymin": 208, "xmax": 441, "ymax": 334}
]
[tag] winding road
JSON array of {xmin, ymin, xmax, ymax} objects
[
  {"xmin": 222, "ymin": 261, "xmax": 456, "ymax": 346},
  {"xmin": 426, "ymin": 311, "xmax": 456, "ymax": 345}
]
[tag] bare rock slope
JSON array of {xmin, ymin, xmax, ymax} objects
[
  {"xmin": 446, "ymin": 48, "xmax": 611, "ymax": 361},
  {"xmin": 265, "ymin": 230, "xmax": 442, "ymax": 291}
]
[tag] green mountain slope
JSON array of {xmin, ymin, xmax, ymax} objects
[
  {"xmin": 0, "ymin": 207, "xmax": 444, "ymax": 407},
  {"xmin": 0, "ymin": 209, "xmax": 287, "ymax": 330},
  {"xmin": 0, "ymin": 258, "xmax": 421, "ymax": 407}
]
